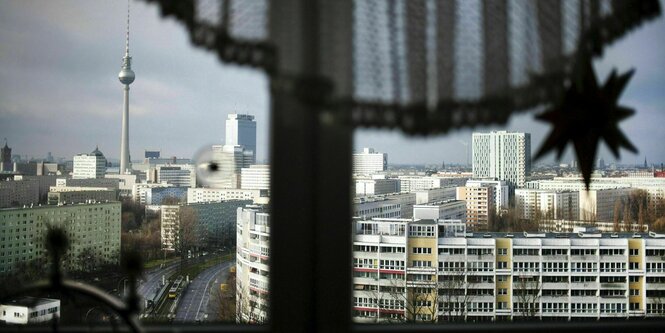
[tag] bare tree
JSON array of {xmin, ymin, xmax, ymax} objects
[
  {"xmin": 235, "ymin": 279, "xmax": 267, "ymax": 324},
  {"xmin": 613, "ymin": 199, "xmax": 622, "ymax": 232},
  {"xmin": 639, "ymin": 200, "xmax": 646, "ymax": 230},
  {"xmin": 623, "ymin": 202, "xmax": 633, "ymax": 232},
  {"xmin": 177, "ymin": 206, "xmax": 199, "ymax": 258},
  {"xmin": 513, "ymin": 274, "xmax": 541, "ymax": 320},
  {"xmin": 212, "ymin": 270, "xmax": 237, "ymax": 322},
  {"xmin": 438, "ymin": 266, "xmax": 479, "ymax": 322}
]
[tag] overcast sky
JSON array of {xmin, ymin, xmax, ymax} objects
[{"xmin": 0, "ymin": 1, "xmax": 664, "ymax": 166}]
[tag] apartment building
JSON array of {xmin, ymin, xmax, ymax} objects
[
  {"xmin": 47, "ymin": 187, "xmax": 117, "ymax": 205},
  {"xmin": 414, "ymin": 187, "xmax": 457, "ymax": 205},
  {"xmin": 352, "ymin": 218, "xmax": 665, "ymax": 323},
  {"xmin": 236, "ymin": 205, "xmax": 270, "ymax": 323},
  {"xmin": 355, "ymin": 192, "xmax": 417, "ymax": 219},
  {"xmin": 160, "ymin": 200, "xmax": 251, "ymax": 251},
  {"xmin": 457, "ymin": 185, "xmax": 495, "ymax": 231},
  {"xmin": 187, "ymin": 188, "xmax": 268, "ymax": 205},
  {"xmin": 579, "ymin": 188, "xmax": 631, "ymax": 222},
  {"xmin": 515, "ymin": 189, "xmax": 580, "ymax": 221},
  {"xmin": 466, "ymin": 179, "xmax": 509, "ymax": 213},
  {"xmin": 0, "ymin": 178, "xmax": 40, "ymax": 208},
  {"xmin": 472, "ymin": 131, "xmax": 531, "ymax": 188},
  {"xmin": 0, "ymin": 202, "xmax": 121, "ymax": 274}
]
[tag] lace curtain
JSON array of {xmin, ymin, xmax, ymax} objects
[{"xmin": 144, "ymin": 0, "xmax": 660, "ymax": 134}]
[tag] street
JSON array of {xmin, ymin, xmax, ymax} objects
[
  {"xmin": 137, "ymin": 261, "xmax": 181, "ymax": 304},
  {"xmin": 174, "ymin": 260, "xmax": 233, "ymax": 322}
]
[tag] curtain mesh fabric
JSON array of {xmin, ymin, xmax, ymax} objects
[{"xmin": 143, "ymin": 0, "xmax": 660, "ymax": 134}]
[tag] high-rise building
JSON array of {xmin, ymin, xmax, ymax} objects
[
  {"xmin": 457, "ymin": 184, "xmax": 495, "ymax": 231},
  {"xmin": 156, "ymin": 164, "xmax": 196, "ymax": 188},
  {"xmin": 225, "ymin": 114, "xmax": 257, "ymax": 164},
  {"xmin": 472, "ymin": 131, "xmax": 531, "ymax": 188},
  {"xmin": 118, "ymin": 3, "xmax": 135, "ymax": 174},
  {"xmin": 465, "ymin": 179, "xmax": 509, "ymax": 213},
  {"xmin": 236, "ymin": 205, "xmax": 270, "ymax": 323},
  {"xmin": 353, "ymin": 148, "xmax": 387, "ymax": 175},
  {"xmin": 240, "ymin": 164, "xmax": 270, "ymax": 191},
  {"xmin": 72, "ymin": 147, "xmax": 107, "ymax": 179}
]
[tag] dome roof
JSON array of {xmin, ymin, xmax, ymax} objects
[{"xmin": 91, "ymin": 146, "xmax": 105, "ymax": 157}]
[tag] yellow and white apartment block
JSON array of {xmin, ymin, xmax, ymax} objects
[{"xmin": 352, "ymin": 218, "xmax": 665, "ymax": 322}]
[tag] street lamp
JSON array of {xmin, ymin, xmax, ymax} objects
[{"xmin": 117, "ymin": 277, "xmax": 129, "ymax": 298}]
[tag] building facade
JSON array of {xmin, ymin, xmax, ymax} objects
[
  {"xmin": 515, "ymin": 189, "xmax": 580, "ymax": 221},
  {"xmin": 413, "ymin": 200, "xmax": 467, "ymax": 223},
  {"xmin": 472, "ymin": 131, "xmax": 531, "ymax": 188},
  {"xmin": 225, "ymin": 114, "xmax": 257, "ymax": 164},
  {"xmin": 466, "ymin": 179, "xmax": 509, "ymax": 213},
  {"xmin": 47, "ymin": 187, "xmax": 117, "ymax": 205},
  {"xmin": 0, "ymin": 297, "xmax": 60, "ymax": 325},
  {"xmin": 160, "ymin": 201, "xmax": 251, "ymax": 251},
  {"xmin": 0, "ymin": 179, "xmax": 40, "ymax": 208},
  {"xmin": 241, "ymin": 164, "xmax": 270, "ymax": 191},
  {"xmin": 72, "ymin": 147, "xmax": 107, "ymax": 179},
  {"xmin": 353, "ymin": 148, "xmax": 387, "ymax": 176},
  {"xmin": 356, "ymin": 177, "xmax": 400, "ymax": 196},
  {"xmin": 579, "ymin": 188, "xmax": 631, "ymax": 222},
  {"xmin": 414, "ymin": 187, "xmax": 457, "ymax": 205},
  {"xmin": 187, "ymin": 188, "xmax": 268, "ymax": 205},
  {"xmin": 236, "ymin": 205, "xmax": 270, "ymax": 323},
  {"xmin": 457, "ymin": 185, "xmax": 495, "ymax": 231},
  {"xmin": 156, "ymin": 164, "xmax": 196, "ymax": 188},
  {"xmin": 0, "ymin": 202, "xmax": 121, "ymax": 274},
  {"xmin": 352, "ymin": 218, "xmax": 665, "ymax": 322}
]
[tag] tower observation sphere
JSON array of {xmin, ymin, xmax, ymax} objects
[{"xmin": 119, "ymin": 66, "xmax": 135, "ymax": 85}]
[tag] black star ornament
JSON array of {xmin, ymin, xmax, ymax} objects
[{"xmin": 534, "ymin": 56, "xmax": 638, "ymax": 189}]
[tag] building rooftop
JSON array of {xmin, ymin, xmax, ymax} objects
[
  {"xmin": 2, "ymin": 297, "xmax": 59, "ymax": 308},
  {"xmin": 457, "ymin": 231, "xmax": 665, "ymax": 240},
  {"xmin": 0, "ymin": 200, "xmax": 119, "ymax": 211}
]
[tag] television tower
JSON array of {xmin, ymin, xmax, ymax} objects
[{"xmin": 118, "ymin": 0, "xmax": 135, "ymax": 174}]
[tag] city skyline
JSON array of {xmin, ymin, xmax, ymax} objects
[{"xmin": 1, "ymin": 1, "xmax": 664, "ymax": 166}]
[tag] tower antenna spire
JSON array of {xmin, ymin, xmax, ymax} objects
[{"xmin": 125, "ymin": 0, "xmax": 130, "ymax": 56}]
